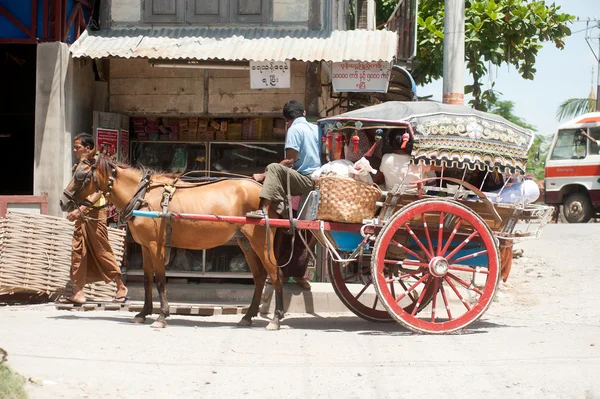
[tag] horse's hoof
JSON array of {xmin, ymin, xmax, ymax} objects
[
  {"xmin": 150, "ymin": 320, "xmax": 167, "ymax": 329},
  {"xmin": 237, "ymin": 318, "xmax": 252, "ymax": 327},
  {"xmin": 265, "ymin": 321, "xmax": 280, "ymax": 331},
  {"xmin": 131, "ymin": 316, "xmax": 146, "ymax": 324}
]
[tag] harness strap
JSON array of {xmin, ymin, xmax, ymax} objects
[
  {"xmin": 162, "ymin": 185, "xmax": 176, "ymax": 266},
  {"xmin": 120, "ymin": 171, "xmax": 152, "ymax": 223},
  {"xmin": 264, "ymin": 168, "xmax": 297, "ymax": 269}
]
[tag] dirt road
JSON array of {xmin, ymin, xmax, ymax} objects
[{"xmin": 0, "ymin": 224, "xmax": 599, "ymax": 398}]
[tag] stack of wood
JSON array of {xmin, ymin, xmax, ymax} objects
[{"xmin": 0, "ymin": 212, "xmax": 126, "ymax": 301}]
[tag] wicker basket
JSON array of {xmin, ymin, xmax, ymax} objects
[{"xmin": 316, "ymin": 176, "xmax": 381, "ymax": 223}]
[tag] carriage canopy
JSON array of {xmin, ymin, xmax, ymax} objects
[{"xmin": 319, "ymin": 102, "xmax": 535, "ymax": 174}]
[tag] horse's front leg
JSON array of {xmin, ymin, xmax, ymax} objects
[
  {"xmin": 149, "ymin": 241, "xmax": 169, "ymax": 328},
  {"xmin": 131, "ymin": 245, "xmax": 154, "ymax": 324}
]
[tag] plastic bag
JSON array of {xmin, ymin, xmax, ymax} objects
[
  {"xmin": 311, "ymin": 160, "xmax": 355, "ymax": 181},
  {"xmin": 351, "ymin": 157, "xmax": 376, "ymax": 184}
]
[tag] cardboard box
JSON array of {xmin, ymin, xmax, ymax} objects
[
  {"xmin": 210, "ymin": 120, "xmax": 221, "ymax": 131},
  {"xmin": 228, "ymin": 123, "xmax": 242, "ymax": 140}
]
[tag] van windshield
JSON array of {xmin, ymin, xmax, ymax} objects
[{"xmin": 550, "ymin": 129, "xmax": 587, "ymax": 160}]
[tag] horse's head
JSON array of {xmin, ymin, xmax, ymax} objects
[{"xmin": 59, "ymin": 150, "xmax": 114, "ymax": 212}]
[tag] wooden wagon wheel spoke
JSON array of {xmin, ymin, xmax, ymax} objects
[
  {"xmin": 421, "ymin": 213, "xmax": 435, "ymax": 257},
  {"xmin": 405, "ymin": 224, "xmax": 433, "ymax": 259},
  {"xmin": 342, "ymin": 271, "xmax": 360, "ymax": 283},
  {"xmin": 371, "ymin": 199, "xmax": 500, "ymax": 334},
  {"xmin": 430, "ymin": 278, "xmax": 440, "ymax": 322},
  {"xmin": 448, "ymin": 265, "xmax": 489, "ymax": 275},
  {"xmin": 410, "ymin": 276, "xmax": 433, "ymax": 316},
  {"xmin": 440, "ymin": 219, "xmax": 463, "ymax": 257},
  {"xmin": 436, "ymin": 211, "xmax": 445, "ymax": 256},
  {"xmin": 439, "ymin": 281, "xmax": 453, "ymax": 321},
  {"xmin": 445, "ymin": 231, "xmax": 479, "ymax": 262},
  {"xmin": 446, "ymin": 272, "xmax": 484, "ymax": 296},
  {"xmin": 450, "ymin": 249, "xmax": 489, "ymax": 264},
  {"xmin": 394, "ymin": 273, "xmax": 430, "ymax": 304},
  {"xmin": 390, "ymin": 239, "xmax": 426, "ymax": 262},
  {"xmin": 402, "ymin": 260, "xmax": 430, "ymax": 268},
  {"xmin": 444, "ymin": 275, "xmax": 472, "ymax": 311}
]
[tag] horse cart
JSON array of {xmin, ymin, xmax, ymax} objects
[
  {"xmin": 61, "ymin": 101, "xmax": 553, "ymax": 333},
  {"xmin": 124, "ymin": 102, "xmax": 553, "ymax": 334}
]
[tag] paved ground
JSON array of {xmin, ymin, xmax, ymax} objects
[{"xmin": 1, "ymin": 224, "xmax": 599, "ymax": 398}]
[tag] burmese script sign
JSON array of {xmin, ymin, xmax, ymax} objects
[
  {"xmin": 331, "ymin": 61, "xmax": 392, "ymax": 93},
  {"xmin": 250, "ymin": 61, "xmax": 291, "ymax": 89}
]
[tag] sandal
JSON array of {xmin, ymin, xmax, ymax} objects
[{"xmin": 246, "ymin": 209, "xmax": 266, "ymax": 219}]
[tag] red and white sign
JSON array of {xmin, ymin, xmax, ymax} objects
[
  {"xmin": 331, "ymin": 61, "xmax": 391, "ymax": 93},
  {"xmin": 96, "ymin": 128, "xmax": 119, "ymax": 162},
  {"xmin": 119, "ymin": 129, "xmax": 129, "ymax": 163}
]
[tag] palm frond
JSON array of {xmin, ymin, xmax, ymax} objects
[{"xmin": 555, "ymin": 98, "xmax": 596, "ymax": 121}]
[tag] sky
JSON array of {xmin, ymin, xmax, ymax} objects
[{"xmin": 419, "ymin": 0, "xmax": 600, "ymax": 136}]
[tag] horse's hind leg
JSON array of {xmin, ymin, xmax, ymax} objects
[
  {"xmin": 242, "ymin": 225, "xmax": 284, "ymax": 331},
  {"xmin": 236, "ymin": 236, "xmax": 267, "ymax": 327},
  {"xmin": 131, "ymin": 245, "xmax": 154, "ymax": 324}
]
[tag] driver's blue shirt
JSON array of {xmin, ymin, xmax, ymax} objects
[{"xmin": 285, "ymin": 117, "xmax": 321, "ymax": 175}]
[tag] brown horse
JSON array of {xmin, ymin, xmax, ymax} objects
[{"xmin": 59, "ymin": 151, "xmax": 285, "ymax": 330}]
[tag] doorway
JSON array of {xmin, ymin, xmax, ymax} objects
[{"xmin": 0, "ymin": 44, "xmax": 36, "ymax": 195}]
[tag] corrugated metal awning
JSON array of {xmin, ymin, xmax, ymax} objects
[{"xmin": 70, "ymin": 28, "xmax": 398, "ymax": 63}]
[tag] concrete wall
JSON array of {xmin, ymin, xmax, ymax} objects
[
  {"xmin": 110, "ymin": 0, "xmax": 315, "ymax": 27},
  {"xmin": 111, "ymin": 0, "xmax": 141, "ymax": 23},
  {"xmin": 273, "ymin": 0, "xmax": 309, "ymax": 22},
  {"xmin": 34, "ymin": 42, "xmax": 97, "ymax": 216},
  {"xmin": 109, "ymin": 59, "xmax": 306, "ymax": 116}
]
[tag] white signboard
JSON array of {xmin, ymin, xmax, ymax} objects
[
  {"xmin": 331, "ymin": 61, "xmax": 392, "ymax": 93},
  {"xmin": 250, "ymin": 61, "xmax": 291, "ymax": 89}
]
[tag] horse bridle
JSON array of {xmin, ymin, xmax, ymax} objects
[{"xmin": 62, "ymin": 154, "xmax": 116, "ymax": 210}]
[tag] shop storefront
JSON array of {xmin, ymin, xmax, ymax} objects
[{"xmin": 69, "ymin": 27, "xmax": 399, "ymax": 282}]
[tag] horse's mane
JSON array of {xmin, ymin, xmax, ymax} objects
[{"xmin": 95, "ymin": 155, "xmax": 181, "ymax": 179}]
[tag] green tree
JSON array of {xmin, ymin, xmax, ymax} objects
[
  {"xmin": 555, "ymin": 98, "xmax": 596, "ymax": 121},
  {"xmin": 408, "ymin": 0, "xmax": 574, "ymax": 110}
]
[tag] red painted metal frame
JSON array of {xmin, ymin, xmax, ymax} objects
[
  {"xmin": 169, "ymin": 212, "xmax": 363, "ymax": 233},
  {"xmin": 0, "ymin": 0, "xmax": 92, "ymax": 44},
  {"xmin": 0, "ymin": 195, "xmax": 49, "ymax": 217}
]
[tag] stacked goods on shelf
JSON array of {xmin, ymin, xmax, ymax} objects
[
  {"xmin": 133, "ymin": 117, "xmax": 147, "ymax": 140},
  {"xmin": 130, "ymin": 117, "xmax": 285, "ymax": 142},
  {"xmin": 186, "ymin": 117, "xmax": 199, "ymax": 140},
  {"xmin": 158, "ymin": 117, "xmax": 170, "ymax": 140},
  {"xmin": 228, "ymin": 123, "xmax": 242, "ymax": 140},
  {"xmin": 243, "ymin": 118, "xmax": 274, "ymax": 140},
  {"xmin": 0, "ymin": 212, "xmax": 126, "ymax": 301},
  {"xmin": 259, "ymin": 118, "xmax": 274, "ymax": 140},
  {"xmin": 273, "ymin": 118, "xmax": 286, "ymax": 138},
  {"xmin": 178, "ymin": 118, "xmax": 189, "ymax": 140},
  {"xmin": 145, "ymin": 118, "xmax": 160, "ymax": 140},
  {"xmin": 169, "ymin": 121, "xmax": 179, "ymax": 140}
]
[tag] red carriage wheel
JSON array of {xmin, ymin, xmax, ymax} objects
[
  {"xmin": 328, "ymin": 252, "xmax": 435, "ymax": 323},
  {"xmin": 371, "ymin": 199, "xmax": 500, "ymax": 334},
  {"xmin": 328, "ymin": 255, "xmax": 392, "ymax": 322}
]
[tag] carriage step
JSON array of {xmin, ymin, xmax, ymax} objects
[{"xmin": 55, "ymin": 301, "xmax": 249, "ymax": 316}]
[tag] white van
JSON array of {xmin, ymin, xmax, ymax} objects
[{"xmin": 544, "ymin": 112, "xmax": 600, "ymax": 223}]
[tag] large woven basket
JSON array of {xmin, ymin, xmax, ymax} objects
[
  {"xmin": 0, "ymin": 212, "xmax": 126, "ymax": 301},
  {"xmin": 316, "ymin": 176, "xmax": 381, "ymax": 223}
]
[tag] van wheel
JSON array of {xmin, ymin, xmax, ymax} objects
[{"xmin": 563, "ymin": 193, "xmax": 593, "ymax": 223}]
